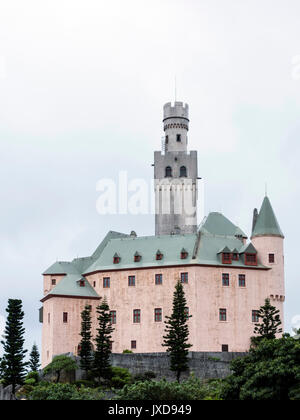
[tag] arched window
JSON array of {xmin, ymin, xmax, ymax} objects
[
  {"xmin": 165, "ymin": 166, "xmax": 172, "ymax": 177},
  {"xmin": 180, "ymin": 166, "xmax": 187, "ymax": 177}
]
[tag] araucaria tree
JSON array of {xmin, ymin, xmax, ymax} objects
[
  {"xmin": 93, "ymin": 298, "xmax": 114, "ymax": 382},
  {"xmin": 29, "ymin": 343, "xmax": 40, "ymax": 372},
  {"xmin": 163, "ymin": 280, "xmax": 192, "ymax": 382},
  {"xmin": 253, "ymin": 298, "xmax": 282, "ymax": 341},
  {"xmin": 79, "ymin": 305, "xmax": 93, "ymax": 375},
  {"xmin": 1, "ymin": 299, "xmax": 27, "ymax": 394}
]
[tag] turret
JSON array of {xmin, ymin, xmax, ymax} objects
[
  {"xmin": 163, "ymin": 102, "xmax": 189, "ymax": 152},
  {"xmin": 251, "ymin": 195, "xmax": 285, "ymax": 329}
]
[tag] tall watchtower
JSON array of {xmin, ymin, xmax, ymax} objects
[{"xmin": 154, "ymin": 102, "xmax": 198, "ymax": 236}]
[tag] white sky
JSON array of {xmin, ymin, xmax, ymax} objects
[{"xmin": 0, "ymin": 0, "xmax": 300, "ymax": 355}]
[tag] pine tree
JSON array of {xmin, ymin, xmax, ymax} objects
[
  {"xmin": 1, "ymin": 299, "xmax": 27, "ymax": 394},
  {"xmin": 79, "ymin": 305, "xmax": 93, "ymax": 376},
  {"xmin": 93, "ymin": 298, "xmax": 114, "ymax": 382},
  {"xmin": 163, "ymin": 280, "xmax": 192, "ymax": 382},
  {"xmin": 29, "ymin": 343, "xmax": 40, "ymax": 372},
  {"xmin": 253, "ymin": 298, "xmax": 283, "ymax": 340}
]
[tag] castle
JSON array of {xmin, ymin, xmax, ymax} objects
[{"xmin": 40, "ymin": 102, "xmax": 285, "ymax": 368}]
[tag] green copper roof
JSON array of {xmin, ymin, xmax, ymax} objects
[
  {"xmin": 42, "ymin": 213, "xmax": 269, "ymax": 300},
  {"xmin": 239, "ymin": 242, "xmax": 257, "ymax": 254},
  {"xmin": 43, "ymin": 274, "xmax": 100, "ymax": 300},
  {"xmin": 251, "ymin": 196, "xmax": 284, "ymax": 238},
  {"xmin": 200, "ymin": 212, "xmax": 247, "ymax": 238}
]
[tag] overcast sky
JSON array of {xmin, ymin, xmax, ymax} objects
[{"xmin": 0, "ymin": 0, "xmax": 300, "ymax": 356}]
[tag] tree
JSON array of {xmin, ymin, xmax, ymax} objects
[
  {"xmin": 93, "ymin": 297, "xmax": 114, "ymax": 382},
  {"xmin": 253, "ymin": 298, "xmax": 282, "ymax": 341},
  {"xmin": 79, "ymin": 305, "xmax": 93, "ymax": 376},
  {"xmin": 221, "ymin": 334, "xmax": 300, "ymax": 400},
  {"xmin": 43, "ymin": 355, "xmax": 77, "ymax": 383},
  {"xmin": 163, "ymin": 280, "xmax": 192, "ymax": 382},
  {"xmin": 1, "ymin": 299, "xmax": 28, "ymax": 394},
  {"xmin": 29, "ymin": 343, "xmax": 40, "ymax": 372}
]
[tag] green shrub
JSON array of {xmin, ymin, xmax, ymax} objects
[
  {"xmin": 28, "ymin": 383, "xmax": 104, "ymax": 400},
  {"xmin": 24, "ymin": 378, "xmax": 36, "ymax": 386},
  {"xmin": 74, "ymin": 379, "xmax": 96, "ymax": 388},
  {"xmin": 122, "ymin": 350, "xmax": 133, "ymax": 354},
  {"xmin": 133, "ymin": 371, "xmax": 156, "ymax": 382},
  {"xmin": 26, "ymin": 371, "xmax": 39, "ymax": 383},
  {"xmin": 115, "ymin": 376, "xmax": 221, "ymax": 400},
  {"xmin": 109, "ymin": 367, "xmax": 132, "ymax": 389}
]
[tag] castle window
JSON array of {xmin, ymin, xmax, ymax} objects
[
  {"xmin": 134, "ymin": 253, "xmax": 141, "ymax": 262},
  {"xmin": 131, "ymin": 340, "xmax": 137, "ymax": 349},
  {"xmin": 222, "ymin": 345, "xmax": 229, "ymax": 352},
  {"xmin": 103, "ymin": 277, "xmax": 110, "ymax": 288},
  {"xmin": 252, "ymin": 310, "xmax": 259, "ymax": 323},
  {"xmin": 239, "ymin": 274, "xmax": 246, "ymax": 287},
  {"xmin": 155, "ymin": 274, "xmax": 163, "ymax": 285},
  {"xmin": 269, "ymin": 253, "xmax": 275, "ymax": 263},
  {"xmin": 113, "ymin": 255, "xmax": 120, "ymax": 264},
  {"xmin": 222, "ymin": 253, "xmax": 232, "ymax": 264},
  {"xmin": 48, "ymin": 313, "xmax": 50, "ymax": 324},
  {"xmin": 133, "ymin": 309, "xmax": 141, "ymax": 323},
  {"xmin": 63, "ymin": 312, "xmax": 68, "ymax": 323},
  {"xmin": 79, "ymin": 280, "xmax": 85, "ymax": 287},
  {"xmin": 110, "ymin": 311, "xmax": 116, "ymax": 324},
  {"xmin": 232, "ymin": 253, "xmax": 239, "ymax": 261},
  {"xmin": 245, "ymin": 253, "xmax": 257, "ymax": 266},
  {"xmin": 93, "ymin": 281, "xmax": 96, "ymax": 288},
  {"xmin": 154, "ymin": 308, "xmax": 162, "ymax": 322},
  {"xmin": 52, "ymin": 279, "xmax": 56, "ymax": 286},
  {"xmin": 222, "ymin": 273, "xmax": 230, "ymax": 287},
  {"xmin": 180, "ymin": 249, "xmax": 188, "ymax": 259},
  {"xmin": 181, "ymin": 272, "xmax": 188, "ymax": 284},
  {"xmin": 165, "ymin": 166, "xmax": 172, "ymax": 177},
  {"xmin": 156, "ymin": 251, "xmax": 163, "ymax": 261},
  {"xmin": 177, "ymin": 134, "xmax": 181, "ymax": 142},
  {"xmin": 219, "ymin": 308, "xmax": 227, "ymax": 322},
  {"xmin": 128, "ymin": 276, "xmax": 136, "ymax": 286},
  {"xmin": 184, "ymin": 307, "xmax": 190, "ymax": 319},
  {"xmin": 165, "ymin": 135, "xmax": 169, "ymax": 144},
  {"xmin": 180, "ymin": 166, "xmax": 187, "ymax": 177}
]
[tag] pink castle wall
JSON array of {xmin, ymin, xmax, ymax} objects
[{"xmin": 41, "ymin": 237, "xmax": 285, "ymax": 367}]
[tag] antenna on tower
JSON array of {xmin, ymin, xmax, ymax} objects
[{"xmin": 265, "ymin": 183, "xmax": 268, "ymax": 197}]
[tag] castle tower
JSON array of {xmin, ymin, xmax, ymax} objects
[
  {"xmin": 154, "ymin": 102, "xmax": 198, "ymax": 235},
  {"xmin": 251, "ymin": 195, "xmax": 285, "ymax": 329}
]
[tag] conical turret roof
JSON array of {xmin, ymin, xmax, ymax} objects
[{"xmin": 251, "ymin": 196, "xmax": 284, "ymax": 238}]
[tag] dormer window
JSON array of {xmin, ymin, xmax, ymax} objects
[
  {"xmin": 79, "ymin": 280, "xmax": 85, "ymax": 287},
  {"xmin": 180, "ymin": 249, "xmax": 188, "ymax": 259},
  {"xmin": 165, "ymin": 166, "xmax": 172, "ymax": 178},
  {"xmin": 232, "ymin": 253, "xmax": 239, "ymax": 261},
  {"xmin": 134, "ymin": 252, "xmax": 141, "ymax": 262},
  {"xmin": 222, "ymin": 253, "xmax": 232, "ymax": 264},
  {"xmin": 113, "ymin": 253, "xmax": 120, "ymax": 264},
  {"xmin": 245, "ymin": 253, "xmax": 257, "ymax": 266},
  {"xmin": 156, "ymin": 250, "xmax": 163, "ymax": 261}
]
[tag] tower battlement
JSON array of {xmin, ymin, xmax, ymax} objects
[{"xmin": 163, "ymin": 102, "xmax": 189, "ymax": 122}]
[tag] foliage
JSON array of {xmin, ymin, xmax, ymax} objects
[
  {"xmin": 79, "ymin": 305, "xmax": 94, "ymax": 375},
  {"xmin": 221, "ymin": 335, "xmax": 300, "ymax": 400},
  {"xmin": 43, "ymin": 355, "xmax": 77, "ymax": 383},
  {"xmin": 163, "ymin": 281, "xmax": 192, "ymax": 382},
  {"xmin": 25, "ymin": 371, "xmax": 39, "ymax": 383},
  {"xmin": 74, "ymin": 379, "xmax": 96, "ymax": 388},
  {"xmin": 115, "ymin": 376, "xmax": 222, "ymax": 400},
  {"xmin": 28, "ymin": 343, "xmax": 40, "ymax": 373},
  {"xmin": 253, "ymin": 298, "xmax": 282, "ymax": 342},
  {"xmin": 1, "ymin": 299, "xmax": 28, "ymax": 393},
  {"xmin": 109, "ymin": 367, "xmax": 132, "ymax": 389},
  {"xmin": 28, "ymin": 383, "xmax": 104, "ymax": 400},
  {"xmin": 93, "ymin": 297, "xmax": 114, "ymax": 382},
  {"xmin": 133, "ymin": 371, "xmax": 156, "ymax": 382},
  {"xmin": 24, "ymin": 378, "xmax": 36, "ymax": 386},
  {"xmin": 122, "ymin": 349, "xmax": 133, "ymax": 354}
]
